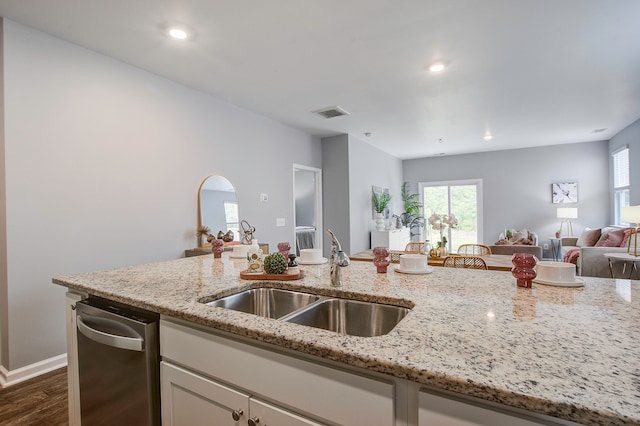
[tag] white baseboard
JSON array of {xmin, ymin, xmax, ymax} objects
[{"xmin": 0, "ymin": 353, "xmax": 67, "ymax": 388}]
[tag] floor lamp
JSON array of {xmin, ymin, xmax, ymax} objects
[
  {"xmin": 557, "ymin": 207, "xmax": 578, "ymax": 237},
  {"xmin": 621, "ymin": 206, "xmax": 640, "ymax": 257}
]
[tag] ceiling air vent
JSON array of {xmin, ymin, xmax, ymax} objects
[{"xmin": 312, "ymin": 106, "xmax": 350, "ymax": 119}]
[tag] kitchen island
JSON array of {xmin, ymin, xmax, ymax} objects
[{"xmin": 53, "ymin": 253, "xmax": 640, "ymax": 425}]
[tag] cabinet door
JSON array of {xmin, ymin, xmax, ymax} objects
[
  {"xmin": 161, "ymin": 362, "xmax": 249, "ymax": 426},
  {"xmin": 249, "ymin": 398, "xmax": 325, "ymax": 426},
  {"xmin": 418, "ymin": 389, "xmax": 547, "ymax": 426}
]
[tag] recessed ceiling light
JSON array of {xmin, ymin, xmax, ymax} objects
[
  {"xmin": 483, "ymin": 134, "xmax": 493, "ymax": 141},
  {"xmin": 429, "ymin": 62, "xmax": 445, "ymax": 72},
  {"xmin": 164, "ymin": 24, "xmax": 193, "ymax": 40}
]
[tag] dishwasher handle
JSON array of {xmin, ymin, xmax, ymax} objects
[{"xmin": 77, "ymin": 315, "xmax": 144, "ymax": 352}]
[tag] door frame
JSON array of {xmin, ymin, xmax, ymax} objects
[{"xmin": 292, "ymin": 164, "xmax": 323, "ymax": 253}]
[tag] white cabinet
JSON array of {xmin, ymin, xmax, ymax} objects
[
  {"xmin": 417, "ymin": 388, "xmax": 578, "ymax": 426},
  {"xmin": 371, "ymin": 228, "xmax": 411, "ymax": 251},
  {"xmin": 161, "ymin": 358, "xmax": 324, "ymax": 426},
  {"xmin": 65, "ymin": 291, "xmax": 85, "ymax": 426},
  {"xmin": 160, "ymin": 318, "xmax": 395, "ymax": 426},
  {"xmin": 161, "ymin": 362, "xmax": 249, "ymax": 425}
]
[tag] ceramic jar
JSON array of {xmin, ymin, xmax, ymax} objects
[
  {"xmin": 277, "ymin": 242, "xmax": 291, "ymax": 261},
  {"xmin": 211, "ymin": 239, "xmax": 224, "ymax": 258},
  {"xmin": 372, "ymin": 246, "xmax": 390, "ymax": 273},
  {"xmin": 511, "ymin": 253, "xmax": 538, "ymax": 288}
]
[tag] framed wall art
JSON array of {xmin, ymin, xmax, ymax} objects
[{"xmin": 552, "ymin": 182, "xmax": 578, "ymax": 204}]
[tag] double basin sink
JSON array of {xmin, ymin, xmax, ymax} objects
[{"xmin": 203, "ymin": 287, "xmax": 410, "ymax": 337}]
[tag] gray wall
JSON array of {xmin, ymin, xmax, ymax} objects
[
  {"xmin": 0, "ymin": 19, "xmax": 320, "ymax": 372},
  {"xmin": 609, "ymin": 117, "xmax": 640, "ymax": 208},
  {"xmin": 347, "ymin": 136, "xmax": 403, "ymax": 254},
  {"xmin": 403, "ymin": 141, "xmax": 610, "ymax": 253},
  {"xmin": 322, "ymin": 135, "xmax": 351, "ymax": 256},
  {"xmin": 321, "ymin": 135, "xmax": 403, "ymax": 255}
]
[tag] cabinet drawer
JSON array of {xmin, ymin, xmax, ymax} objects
[{"xmin": 161, "ymin": 319, "xmax": 395, "ymax": 425}]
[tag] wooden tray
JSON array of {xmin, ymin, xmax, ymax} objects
[{"xmin": 240, "ymin": 270, "xmax": 305, "ymax": 280}]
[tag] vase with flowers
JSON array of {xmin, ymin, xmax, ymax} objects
[{"xmin": 427, "ymin": 213, "xmax": 458, "ymax": 258}]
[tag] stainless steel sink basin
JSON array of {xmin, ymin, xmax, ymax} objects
[
  {"xmin": 282, "ymin": 298, "xmax": 409, "ymax": 337},
  {"xmin": 205, "ymin": 288, "xmax": 320, "ymax": 319}
]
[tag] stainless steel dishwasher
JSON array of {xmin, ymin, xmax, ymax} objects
[{"xmin": 76, "ymin": 297, "xmax": 160, "ymax": 425}]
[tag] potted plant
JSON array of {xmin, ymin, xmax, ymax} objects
[
  {"xmin": 427, "ymin": 213, "xmax": 458, "ymax": 257},
  {"xmin": 372, "ymin": 190, "xmax": 391, "ymax": 231},
  {"xmin": 397, "ymin": 182, "xmax": 425, "ymax": 240}
]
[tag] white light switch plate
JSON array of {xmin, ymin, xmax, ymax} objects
[
  {"xmin": 276, "ymin": 218, "xmax": 285, "ymax": 227},
  {"xmin": 260, "ymin": 193, "xmax": 268, "ymax": 203}
]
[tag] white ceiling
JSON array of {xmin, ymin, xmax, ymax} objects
[{"xmin": 2, "ymin": 0, "xmax": 639, "ymax": 159}]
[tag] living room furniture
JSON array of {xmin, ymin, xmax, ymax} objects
[
  {"xmin": 489, "ymin": 244, "xmax": 542, "ymax": 259},
  {"xmin": 349, "ymin": 250, "xmax": 513, "ymax": 271},
  {"xmin": 442, "ymin": 255, "xmax": 488, "ymax": 270},
  {"xmin": 604, "ymin": 253, "xmax": 640, "ymax": 279},
  {"xmin": 457, "ymin": 244, "xmax": 491, "ymax": 256},
  {"xmin": 404, "ymin": 242, "xmax": 425, "ymax": 253},
  {"xmin": 371, "ymin": 228, "xmax": 410, "ymax": 251},
  {"xmin": 549, "ymin": 237, "xmax": 562, "ymax": 261},
  {"xmin": 490, "ymin": 229, "xmax": 542, "ymax": 259},
  {"xmin": 561, "ymin": 226, "xmax": 630, "ymax": 278}
]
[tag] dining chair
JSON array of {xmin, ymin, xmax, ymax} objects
[
  {"xmin": 404, "ymin": 242, "xmax": 425, "ymax": 253},
  {"xmin": 442, "ymin": 255, "xmax": 488, "ymax": 270},
  {"xmin": 457, "ymin": 244, "xmax": 492, "ymax": 256}
]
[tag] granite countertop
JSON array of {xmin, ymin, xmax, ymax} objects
[{"xmin": 53, "ymin": 254, "xmax": 640, "ymax": 425}]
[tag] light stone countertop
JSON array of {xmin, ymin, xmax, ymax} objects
[{"xmin": 53, "ymin": 253, "xmax": 640, "ymax": 426}]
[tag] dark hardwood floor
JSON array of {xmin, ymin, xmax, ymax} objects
[{"xmin": 0, "ymin": 367, "xmax": 68, "ymax": 426}]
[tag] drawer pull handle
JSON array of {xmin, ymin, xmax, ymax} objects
[
  {"xmin": 248, "ymin": 416, "xmax": 260, "ymax": 426},
  {"xmin": 231, "ymin": 409, "xmax": 243, "ymax": 421}
]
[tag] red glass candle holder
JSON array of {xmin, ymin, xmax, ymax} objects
[
  {"xmin": 277, "ymin": 242, "xmax": 291, "ymax": 261},
  {"xmin": 373, "ymin": 246, "xmax": 391, "ymax": 273},
  {"xmin": 211, "ymin": 239, "xmax": 224, "ymax": 258},
  {"xmin": 511, "ymin": 253, "xmax": 538, "ymax": 288}
]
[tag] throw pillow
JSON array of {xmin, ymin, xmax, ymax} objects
[
  {"xmin": 594, "ymin": 229, "xmax": 625, "ymax": 247},
  {"xmin": 512, "ymin": 229, "xmax": 528, "ymax": 242},
  {"xmin": 576, "ymin": 228, "xmax": 601, "ymax": 247}
]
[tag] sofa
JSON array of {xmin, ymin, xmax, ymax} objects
[
  {"xmin": 561, "ymin": 226, "xmax": 631, "ymax": 278},
  {"xmin": 489, "ymin": 229, "xmax": 543, "ymax": 259}
]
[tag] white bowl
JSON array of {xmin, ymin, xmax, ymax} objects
[
  {"xmin": 299, "ymin": 249, "xmax": 323, "ymax": 263},
  {"xmin": 231, "ymin": 244, "xmax": 250, "ymax": 257},
  {"xmin": 399, "ymin": 254, "xmax": 429, "ymax": 271},
  {"xmin": 535, "ymin": 261, "xmax": 577, "ymax": 283}
]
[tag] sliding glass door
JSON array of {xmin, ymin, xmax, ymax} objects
[{"xmin": 419, "ymin": 180, "xmax": 483, "ymax": 253}]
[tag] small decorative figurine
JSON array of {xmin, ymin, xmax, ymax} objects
[
  {"xmin": 217, "ymin": 230, "xmax": 225, "ymax": 240},
  {"xmin": 287, "ymin": 254, "xmax": 300, "ymax": 275},
  {"xmin": 277, "ymin": 242, "xmax": 291, "ymax": 260},
  {"xmin": 511, "ymin": 253, "xmax": 538, "ymax": 288},
  {"xmin": 240, "ymin": 220, "xmax": 256, "ymax": 245},
  {"xmin": 247, "ymin": 239, "xmax": 263, "ymax": 272},
  {"xmin": 211, "ymin": 239, "xmax": 224, "ymax": 258},
  {"xmin": 372, "ymin": 246, "xmax": 391, "ymax": 273},
  {"xmin": 223, "ymin": 230, "xmax": 234, "ymax": 242}
]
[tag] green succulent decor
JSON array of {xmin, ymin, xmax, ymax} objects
[
  {"xmin": 263, "ymin": 252, "xmax": 287, "ymax": 274},
  {"xmin": 372, "ymin": 190, "xmax": 391, "ymax": 214}
]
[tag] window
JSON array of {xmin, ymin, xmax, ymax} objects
[
  {"xmin": 224, "ymin": 201, "xmax": 239, "ymax": 239},
  {"xmin": 612, "ymin": 147, "xmax": 630, "ymax": 225},
  {"xmin": 420, "ymin": 180, "xmax": 483, "ymax": 252}
]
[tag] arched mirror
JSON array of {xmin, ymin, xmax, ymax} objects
[{"xmin": 197, "ymin": 176, "xmax": 239, "ymax": 246}]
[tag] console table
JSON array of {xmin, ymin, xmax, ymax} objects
[{"xmin": 371, "ymin": 228, "xmax": 410, "ymax": 251}]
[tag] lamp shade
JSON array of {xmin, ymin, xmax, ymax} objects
[
  {"xmin": 621, "ymin": 205, "xmax": 640, "ymax": 225},
  {"xmin": 557, "ymin": 207, "xmax": 578, "ymax": 219}
]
